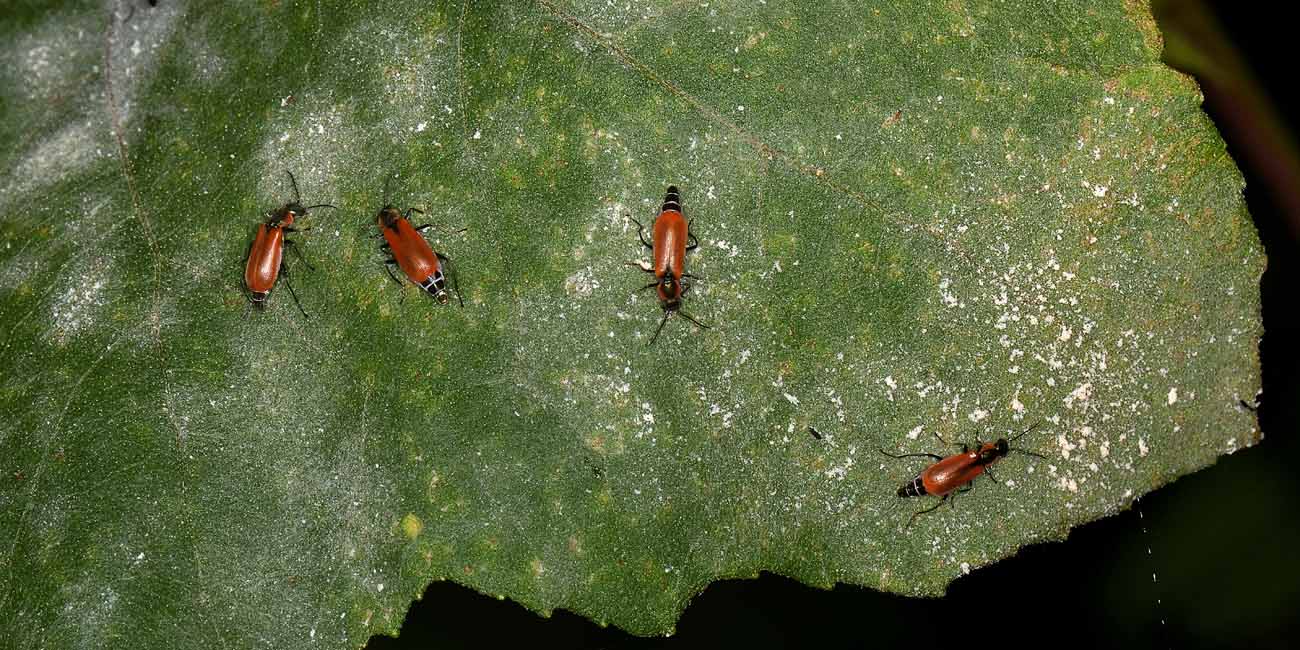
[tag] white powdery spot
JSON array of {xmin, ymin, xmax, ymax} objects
[
  {"xmin": 107, "ymin": 1, "xmax": 184, "ymax": 124},
  {"xmin": 1064, "ymin": 383, "xmax": 1092, "ymax": 409},
  {"xmin": 1058, "ymin": 325, "xmax": 1072, "ymax": 342},
  {"xmin": 907, "ymin": 425, "xmax": 924, "ymax": 440},
  {"xmin": 712, "ymin": 240, "xmax": 741, "ymax": 258},
  {"xmin": 1011, "ymin": 397, "xmax": 1024, "ymax": 414},
  {"xmin": 1167, "ymin": 387, "xmax": 1178, "ymax": 406},
  {"xmin": 824, "ymin": 446, "xmax": 856, "ymax": 481},
  {"xmin": 3, "ymin": 11, "xmax": 98, "ymax": 102},
  {"xmin": 1, "ymin": 119, "xmax": 101, "ymax": 204},
  {"xmin": 960, "ymin": 562, "xmax": 971, "ymax": 575},
  {"xmin": 347, "ymin": 21, "xmax": 459, "ymax": 138},
  {"xmin": 939, "ymin": 277, "xmax": 959, "ymax": 307},
  {"xmin": 1058, "ymin": 476, "xmax": 1079, "ymax": 493},
  {"xmin": 968, "ymin": 408, "xmax": 988, "ymax": 423},
  {"xmin": 783, "ymin": 392, "xmax": 800, "ymax": 406},
  {"xmin": 1056, "ymin": 433, "xmax": 1077, "ymax": 460},
  {"xmin": 1138, "ymin": 438, "xmax": 1149, "ymax": 457},
  {"xmin": 1082, "ymin": 180, "xmax": 1108, "ymax": 198},
  {"xmin": 563, "ymin": 267, "xmax": 599, "ymax": 298},
  {"xmin": 50, "ymin": 270, "xmax": 110, "ymax": 344},
  {"xmin": 258, "ymin": 104, "xmax": 358, "ymax": 203}
]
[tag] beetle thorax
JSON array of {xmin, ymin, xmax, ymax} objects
[
  {"xmin": 271, "ymin": 204, "xmax": 301, "ymax": 227},
  {"xmin": 657, "ymin": 275, "xmax": 681, "ymax": 307}
]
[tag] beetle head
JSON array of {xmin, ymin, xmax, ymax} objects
[
  {"xmin": 377, "ymin": 205, "xmax": 403, "ymax": 228},
  {"xmin": 982, "ymin": 436, "xmax": 1013, "ymax": 462}
]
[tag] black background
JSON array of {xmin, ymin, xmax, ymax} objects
[{"xmin": 369, "ymin": 3, "xmax": 1299, "ymax": 648}]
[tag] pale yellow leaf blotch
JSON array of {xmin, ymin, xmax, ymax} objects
[{"xmin": 400, "ymin": 513, "xmax": 423, "ymax": 540}]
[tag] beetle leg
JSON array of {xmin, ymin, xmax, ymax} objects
[
  {"xmin": 629, "ymin": 218, "xmax": 653, "ymax": 250},
  {"xmin": 240, "ymin": 235, "xmax": 257, "ymax": 300},
  {"xmin": 984, "ymin": 466, "xmax": 1001, "ymax": 485},
  {"xmin": 383, "ymin": 260, "xmax": 405, "ymax": 286},
  {"xmin": 687, "ymin": 219, "xmax": 700, "ymax": 250},
  {"xmin": 906, "ymin": 496, "xmax": 947, "ymax": 528},
  {"xmin": 414, "ymin": 223, "xmax": 436, "ymax": 232},
  {"xmin": 284, "ymin": 239, "xmax": 315, "ymax": 271},
  {"xmin": 435, "ymin": 252, "xmax": 466, "ymax": 308},
  {"xmin": 239, "ymin": 278, "xmax": 256, "ymax": 318},
  {"xmin": 681, "ymin": 275, "xmax": 702, "ymax": 295},
  {"xmin": 930, "ymin": 430, "xmax": 959, "ymax": 450},
  {"xmin": 278, "ymin": 260, "xmax": 310, "ymax": 318}
]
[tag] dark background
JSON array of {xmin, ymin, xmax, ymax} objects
[{"xmin": 369, "ymin": 2, "xmax": 1299, "ymax": 647}]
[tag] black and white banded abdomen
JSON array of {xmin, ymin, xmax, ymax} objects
[
  {"xmin": 897, "ymin": 474, "xmax": 927, "ymax": 498},
  {"xmin": 662, "ymin": 185, "xmax": 682, "ymax": 213},
  {"xmin": 418, "ymin": 269, "xmax": 446, "ymax": 296}
]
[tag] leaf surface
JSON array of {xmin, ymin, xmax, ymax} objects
[{"xmin": 0, "ymin": 0, "xmax": 1262, "ymax": 646}]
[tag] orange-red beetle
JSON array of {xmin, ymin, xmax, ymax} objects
[
  {"xmin": 376, "ymin": 205, "xmax": 463, "ymax": 306},
  {"xmin": 629, "ymin": 185, "xmax": 709, "ymax": 344},
  {"xmin": 881, "ymin": 422, "xmax": 1047, "ymax": 527},
  {"xmin": 242, "ymin": 171, "xmax": 334, "ymax": 316}
]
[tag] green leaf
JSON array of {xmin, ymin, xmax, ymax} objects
[{"xmin": 0, "ymin": 0, "xmax": 1262, "ymax": 646}]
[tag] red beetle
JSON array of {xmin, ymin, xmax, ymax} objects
[
  {"xmin": 376, "ymin": 205, "xmax": 463, "ymax": 306},
  {"xmin": 242, "ymin": 171, "xmax": 334, "ymax": 316},
  {"xmin": 629, "ymin": 185, "xmax": 709, "ymax": 345},
  {"xmin": 881, "ymin": 422, "xmax": 1047, "ymax": 527}
]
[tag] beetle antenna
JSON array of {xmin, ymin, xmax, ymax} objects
[
  {"xmin": 1009, "ymin": 421, "xmax": 1041, "ymax": 443},
  {"xmin": 648, "ymin": 311, "xmax": 672, "ymax": 346},
  {"xmin": 676, "ymin": 310, "xmax": 711, "ymax": 331},
  {"xmin": 1010, "ymin": 448, "xmax": 1049, "ymax": 460},
  {"xmin": 285, "ymin": 170, "xmax": 302, "ymax": 205}
]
